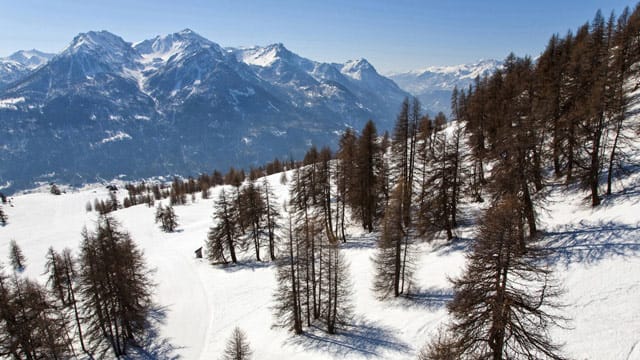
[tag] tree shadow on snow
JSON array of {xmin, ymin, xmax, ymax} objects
[
  {"xmin": 432, "ymin": 236, "xmax": 472, "ymax": 255},
  {"xmin": 400, "ymin": 287, "xmax": 454, "ymax": 311},
  {"xmin": 600, "ymin": 173, "xmax": 640, "ymax": 208},
  {"xmin": 340, "ymin": 235, "xmax": 378, "ymax": 250},
  {"xmin": 543, "ymin": 220, "xmax": 640, "ymax": 267},
  {"xmin": 219, "ymin": 259, "xmax": 276, "ymax": 273},
  {"xmin": 287, "ymin": 317, "xmax": 411, "ymax": 358},
  {"xmin": 125, "ymin": 304, "xmax": 183, "ymax": 360}
]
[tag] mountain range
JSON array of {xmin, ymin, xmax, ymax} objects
[
  {"xmin": 0, "ymin": 29, "xmax": 410, "ymax": 192},
  {"xmin": 388, "ymin": 59, "xmax": 502, "ymax": 115},
  {"xmin": 0, "ymin": 29, "xmax": 501, "ymax": 193}
]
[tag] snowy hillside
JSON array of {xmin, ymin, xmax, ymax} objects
[{"xmin": 1, "ymin": 131, "xmax": 638, "ymax": 360}]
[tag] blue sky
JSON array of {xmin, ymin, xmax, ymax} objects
[{"xmin": 0, "ymin": 0, "xmax": 636, "ymax": 73}]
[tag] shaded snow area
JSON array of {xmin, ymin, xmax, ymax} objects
[{"xmin": 1, "ymin": 163, "xmax": 639, "ymax": 359}]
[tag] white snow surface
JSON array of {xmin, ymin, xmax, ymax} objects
[
  {"xmin": 0, "ymin": 97, "xmax": 25, "ymax": 110},
  {"xmin": 1, "ymin": 166, "xmax": 639, "ymax": 359}
]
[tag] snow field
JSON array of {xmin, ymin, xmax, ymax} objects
[{"xmin": 0, "ymin": 167, "xmax": 639, "ymax": 359}]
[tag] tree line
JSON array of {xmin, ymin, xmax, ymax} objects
[{"xmin": 421, "ymin": 5, "xmax": 640, "ymax": 359}]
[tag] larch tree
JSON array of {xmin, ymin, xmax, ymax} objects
[
  {"xmin": 78, "ymin": 215, "xmax": 154, "ymax": 357},
  {"xmin": 0, "ymin": 260, "xmax": 74, "ymax": 360},
  {"xmin": 262, "ymin": 178, "xmax": 281, "ymax": 261},
  {"xmin": 372, "ymin": 181, "xmax": 414, "ymax": 299},
  {"xmin": 45, "ymin": 247, "xmax": 89, "ymax": 356},
  {"xmin": 320, "ymin": 241, "xmax": 352, "ymax": 334},
  {"xmin": 8, "ymin": 240, "xmax": 26, "ymax": 272},
  {"xmin": 425, "ymin": 197, "xmax": 567, "ymax": 359},
  {"xmin": 416, "ymin": 121, "xmax": 464, "ymax": 241},
  {"xmin": 155, "ymin": 203, "xmax": 179, "ymax": 232},
  {"xmin": 273, "ymin": 215, "xmax": 303, "ymax": 334},
  {"xmin": 0, "ymin": 206, "xmax": 6, "ymax": 226},
  {"xmin": 336, "ymin": 128, "xmax": 357, "ymax": 242},
  {"xmin": 206, "ymin": 189, "xmax": 239, "ymax": 264},
  {"xmin": 240, "ymin": 180, "xmax": 266, "ymax": 261},
  {"xmin": 222, "ymin": 327, "xmax": 252, "ymax": 360},
  {"xmin": 354, "ymin": 120, "xmax": 383, "ymax": 232}
]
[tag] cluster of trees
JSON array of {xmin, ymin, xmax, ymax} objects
[
  {"xmin": 206, "ymin": 178, "xmax": 280, "ymax": 263},
  {"xmin": 0, "ymin": 194, "xmax": 6, "ymax": 226},
  {"xmin": 458, "ymin": 6, "xmax": 640, "ymax": 208},
  {"xmin": 418, "ymin": 6, "xmax": 640, "ymax": 358},
  {"xmin": 274, "ymin": 156, "xmax": 352, "ymax": 335},
  {"xmin": 101, "ymin": 157, "xmax": 296, "ymax": 213},
  {"xmin": 0, "ymin": 206, "xmax": 6, "ymax": 226},
  {"xmin": 155, "ymin": 203, "xmax": 179, "ymax": 232},
  {"xmin": 0, "ymin": 215, "xmax": 154, "ymax": 358}
]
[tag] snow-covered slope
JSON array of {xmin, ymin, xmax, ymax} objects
[
  {"xmin": 0, "ymin": 49, "xmax": 54, "ymax": 89},
  {"xmin": 389, "ymin": 59, "xmax": 502, "ymax": 115},
  {"xmin": 1, "ymin": 138, "xmax": 638, "ymax": 359}
]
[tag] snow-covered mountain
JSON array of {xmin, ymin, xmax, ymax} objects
[
  {"xmin": 0, "ymin": 49, "xmax": 54, "ymax": 89},
  {"xmin": 389, "ymin": 59, "xmax": 502, "ymax": 115},
  {"xmin": 0, "ymin": 29, "xmax": 408, "ymax": 193}
]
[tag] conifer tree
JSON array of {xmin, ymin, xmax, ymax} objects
[
  {"xmin": 0, "ymin": 206, "xmax": 6, "ymax": 226},
  {"xmin": 262, "ymin": 178, "xmax": 280, "ymax": 261},
  {"xmin": 8, "ymin": 240, "xmax": 26, "ymax": 272},
  {"xmin": 78, "ymin": 215, "xmax": 153, "ymax": 357},
  {"xmin": 320, "ymin": 242, "xmax": 352, "ymax": 334},
  {"xmin": 222, "ymin": 327, "xmax": 253, "ymax": 360},
  {"xmin": 240, "ymin": 181, "xmax": 266, "ymax": 261},
  {"xmin": 416, "ymin": 122, "xmax": 463, "ymax": 240},
  {"xmin": 155, "ymin": 203, "xmax": 179, "ymax": 232},
  {"xmin": 273, "ymin": 215, "xmax": 303, "ymax": 334},
  {"xmin": 336, "ymin": 128, "xmax": 357, "ymax": 241},
  {"xmin": 426, "ymin": 197, "xmax": 567, "ymax": 359},
  {"xmin": 372, "ymin": 181, "xmax": 414, "ymax": 298},
  {"xmin": 45, "ymin": 247, "xmax": 89, "ymax": 356},
  {"xmin": 206, "ymin": 189, "xmax": 239, "ymax": 264},
  {"xmin": 0, "ymin": 273, "xmax": 73, "ymax": 359},
  {"xmin": 354, "ymin": 120, "xmax": 382, "ymax": 232}
]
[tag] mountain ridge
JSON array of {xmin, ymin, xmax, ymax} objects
[
  {"xmin": 389, "ymin": 59, "xmax": 502, "ymax": 115},
  {"xmin": 0, "ymin": 29, "xmax": 409, "ymax": 193}
]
